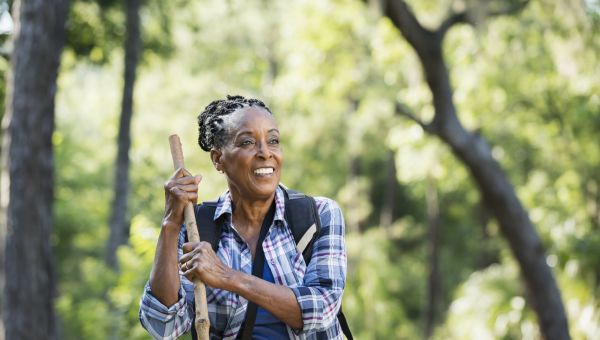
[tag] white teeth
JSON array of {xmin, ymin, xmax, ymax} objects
[{"xmin": 254, "ymin": 168, "xmax": 274, "ymax": 175}]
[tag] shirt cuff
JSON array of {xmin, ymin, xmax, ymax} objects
[
  {"xmin": 140, "ymin": 283, "xmax": 189, "ymax": 322},
  {"xmin": 289, "ymin": 286, "xmax": 341, "ymax": 334}
]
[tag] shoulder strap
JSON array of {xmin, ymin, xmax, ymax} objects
[
  {"xmin": 193, "ymin": 201, "xmax": 220, "ymax": 251},
  {"xmin": 337, "ymin": 305, "xmax": 353, "ymax": 340},
  {"xmin": 190, "ymin": 202, "xmax": 221, "ymax": 340},
  {"xmin": 282, "ymin": 187, "xmax": 321, "ymax": 264}
]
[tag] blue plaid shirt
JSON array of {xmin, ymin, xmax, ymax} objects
[{"xmin": 139, "ymin": 186, "xmax": 347, "ymax": 339}]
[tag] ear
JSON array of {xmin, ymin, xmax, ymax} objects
[{"xmin": 210, "ymin": 149, "xmax": 223, "ymax": 172}]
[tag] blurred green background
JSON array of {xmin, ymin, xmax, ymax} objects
[{"xmin": 3, "ymin": 0, "xmax": 599, "ymax": 339}]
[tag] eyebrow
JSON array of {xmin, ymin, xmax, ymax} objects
[{"xmin": 235, "ymin": 128, "xmax": 280, "ymax": 137}]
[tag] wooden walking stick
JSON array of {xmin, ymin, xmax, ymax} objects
[{"xmin": 169, "ymin": 134, "xmax": 210, "ymax": 340}]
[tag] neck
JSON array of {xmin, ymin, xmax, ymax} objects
[{"xmin": 230, "ymin": 191, "xmax": 275, "ymax": 230}]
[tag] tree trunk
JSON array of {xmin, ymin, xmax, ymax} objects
[
  {"xmin": 423, "ymin": 175, "xmax": 441, "ymax": 339},
  {"xmin": 476, "ymin": 197, "xmax": 498, "ymax": 269},
  {"xmin": 380, "ymin": 1, "xmax": 570, "ymax": 339},
  {"xmin": 345, "ymin": 98, "xmax": 361, "ymax": 233},
  {"xmin": 105, "ymin": 0, "xmax": 141, "ymax": 269},
  {"xmin": 0, "ymin": 0, "xmax": 69, "ymax": 339},
  {"xmin": 379, "ymin": 149, "xmax": 397, "ymax": 228}
]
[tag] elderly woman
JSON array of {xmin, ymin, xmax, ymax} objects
[{"xmin": 139, "ymin": 95, "xmax": 348, "ymax": 339}]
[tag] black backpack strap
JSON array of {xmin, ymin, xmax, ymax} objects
[
  {"xmin": 239, "ymin": 202, "xmax": 276, "ymax": 340},
  {"xmin": 282, "ymin": 186, "xmax": 321, "ymax": 264},
  {"xmin": 193, "ymin": 201, "xmax": 220, "ymax": 251},
  {"xmin": 190, "ymin": 201, "xmax": 221, "ymax": 340},
  {"xmin": 337, "ymin": 306, "xmax": 353, "ymax": 340}
]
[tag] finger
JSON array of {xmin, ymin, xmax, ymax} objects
[
  {"xmin": 180, "ymin": 247, "xmax": 198, "ymax": 263},
  {"xmin": 176, "ymin": 183, "xmax": 200, "ymax": 192},
  {"xmin": 182, "ymin": 241, "xmax": 201, "ymax": 255},
  {"xmin": 183, "ymin": 272, "xmax": 197, "ymax": 282},
  {"xmin": 167, "ymin": 186, "xmax": 185, "ymax": 199},
  {"xmin": 168, "ymin": 186, "xmax": 198, "ymax": 201},
  {"xmin": 173, "ymin": 175, "xmax": 199, "ymax": 185},
  {"xmin": 164, "ymin": 170, "xmax": 186, "ymax": 191},
  {"xmin": 170, "ymin": 167, "xmax": 187, "ymax": 180},
  {"xmin": 182, "ymin": 262, "xmax": 198, "ymax": 280},
  {"xmin": 180, "ymin": 252, "xmax": 192, "ymax": 264}
]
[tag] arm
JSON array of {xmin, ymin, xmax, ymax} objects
[
  {"xmin": 180, "ymin": 242, "xmax": 303, "ymax": 329},
  {"xmin": 289, "ymin": 198, "xmax": 347, "ymax": 334},
  {"xmin": 138, "ymin": 169, "xmax": 201, "ymax": 339},
  {"xmin": 139, "ymin": 225, "xmax": 196, "ymax": 339},
  {"xmin": 228, "ymin": 271, "xmax": 302, "ymax": 329},
  {"xmin": 150, "ymin": 168, "xmax": 201, "ymax": 305},
  {"xmin": 148, "ymin": 223, "xmax": 182, "ymax": 306}
]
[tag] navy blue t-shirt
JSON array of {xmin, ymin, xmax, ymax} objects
[{"xmin": 252, "ymin": 261, "xmax": 289, "ymax": 339}]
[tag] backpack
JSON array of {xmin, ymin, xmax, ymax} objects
[{"xmin": 190, "ymin": 186, "xmax": 353, "ymax": 340}]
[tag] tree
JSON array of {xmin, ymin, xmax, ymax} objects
[
  {"xmin": 423, "ymin": 175, "xmax": 441, "ymax": 339},
  {"xmin": 373, "ymin": 0, "xmax": 570, "ymax": 338},
  {"xmin": 105, "ymin": 0, "xmax": 141, "ymax": 269},
  {"xmin": 0, "ymin": 0, "xmax": 69, "ymax": 339}
]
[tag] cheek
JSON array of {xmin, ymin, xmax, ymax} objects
[{"xmin": 273, "ymin": 147, "xmax": 283, "ymax": 161}]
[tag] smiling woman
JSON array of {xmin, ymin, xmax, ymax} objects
[
  {"xmin": 138, "ymin": 95, "xmax": 349, "ymax": 340},
  {"xmin": 211, "ymin": 105, "xmax": 283, "ymax": 202}
]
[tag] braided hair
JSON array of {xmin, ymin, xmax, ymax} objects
[{"xmin": 197, "ymin": 95, "xmax": 272, "ymax": 151}]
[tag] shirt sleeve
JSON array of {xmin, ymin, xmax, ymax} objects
[
  {"xmin": 289, "ymin": 198, "xmax": 347, "ymax": 334},
  {"xmin": 138, "ymin": 224, "xmax": 195, "ymax": 340}
]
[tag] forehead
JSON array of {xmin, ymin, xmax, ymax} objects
[{"xmin": 228, "ymin": 106, "xmax": 277, "ymax": 134}]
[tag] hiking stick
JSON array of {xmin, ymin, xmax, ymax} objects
[{"xmin": 169, "ymin": 134, "xmax": 210, "ymax": 340}]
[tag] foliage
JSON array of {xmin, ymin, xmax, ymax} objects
[
  {"xmin": 65, "ymin": 0, "xmax": 177, "ymax": 64},
  {"xmin": 46, "ymin": 0, "xmax": 600, "ymax": 338}
]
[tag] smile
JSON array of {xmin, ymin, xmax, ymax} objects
[{"xmin": 254, "ymin": 167, "xmax": 274, "ymax": 176}]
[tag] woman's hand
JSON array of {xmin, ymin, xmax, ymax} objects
[
  {"xmin": 180, "ymin": 242, "xmax": 234, "ymax": 289},
  {"xmin": 162, "ymin": 168, "xmax": 202, "ymax": 229}
]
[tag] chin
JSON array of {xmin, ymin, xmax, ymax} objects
[{"xmin": 253, "ymin": 181, "xmax": 279, "ymax": 198}]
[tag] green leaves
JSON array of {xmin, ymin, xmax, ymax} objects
[{"xmin": 50, "ymin": 0, "xmax": 600, "ymax": 338}]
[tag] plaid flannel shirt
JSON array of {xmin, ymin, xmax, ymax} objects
[{"xmin": 139, "ymin": 186, "xmax": 347, "ymax": 339}]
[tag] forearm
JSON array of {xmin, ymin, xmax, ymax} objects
[
  {"xmin": 227, "ymin": 270, "xmax": 303, "ymax": 329},
  {"xmin": 149, "ymin": 223, "xmax": 182, "ymax": 306}
]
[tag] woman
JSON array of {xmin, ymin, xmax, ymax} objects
[{"xmin": 139, "ymin": 95, "xmax": 347, "ymax": 339}]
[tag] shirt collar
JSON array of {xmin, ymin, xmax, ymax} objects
[{"xmin": 213, "ymin": 185, "xmax": 286, "ymax": 225}]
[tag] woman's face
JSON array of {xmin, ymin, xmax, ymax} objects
[{"xmin": 212, "ymin": 106, "xmax": 283, "ymax": 201}]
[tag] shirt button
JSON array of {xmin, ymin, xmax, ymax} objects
[
  {"xmin": 270, "ymin": 259, "xmax": 276, "ymax": 265},
  {"xmin": 177, "ymin": 308, "xmax": 185, "ymax": 316}
]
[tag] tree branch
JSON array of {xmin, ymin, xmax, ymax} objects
[
  {"xmin": 488, "ymin": 0, "xmax": 530, "ymax": 17},
  {"xmin": 437, "ymin": 11, "xmax": 471, "ymax": 38},
  {"xmin": 381, "ymin": 0, "xmax": 435, "ymax": 51},
  {"xmin": 436, "ymin": 0, "xmax": 530, "ymax": 38},
  {"xmin": 394, "ymin": 102, "xmax": 434, "ymax": 134}
]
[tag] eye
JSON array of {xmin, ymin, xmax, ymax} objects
[
  {"xmin": 268, "ymin": 138, "xmax": 279, "ymax": 145},
  {"xmin": 240, "ymin": 139, "xmax": 254, "ymax": 146}
]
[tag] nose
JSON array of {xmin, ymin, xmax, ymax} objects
[{"xmin": 256, "ymin": 141, "xmax": 272, "ymax": 159}]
